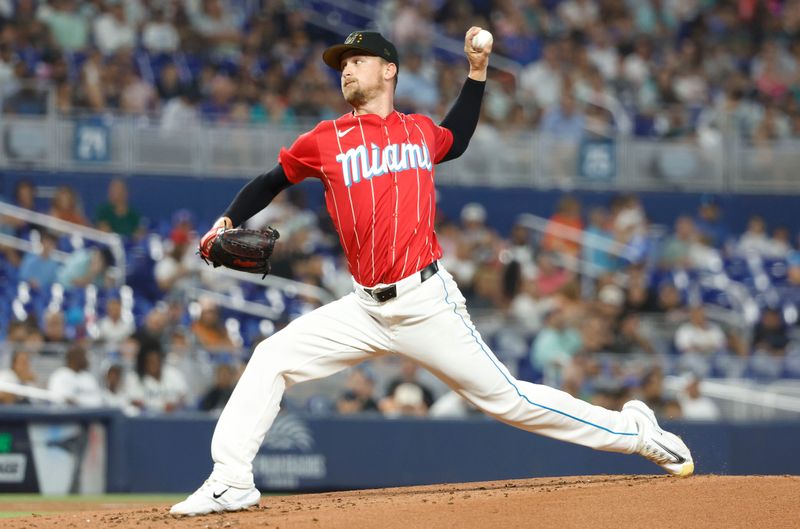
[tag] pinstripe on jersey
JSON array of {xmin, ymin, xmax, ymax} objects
[{"xmin": 279, "ymin": 111, "xmax": 454, "ymax": 287}]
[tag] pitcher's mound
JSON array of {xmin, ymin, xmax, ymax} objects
[{"xmin": 6, "ymin": 475, "xmax": 800, "ymax": 529}]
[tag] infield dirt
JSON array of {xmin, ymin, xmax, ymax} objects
[{"xmin": 3, "ymin": 474, "xmax": 798, "ymax": 529}]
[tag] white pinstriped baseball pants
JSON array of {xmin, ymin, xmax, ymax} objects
[{"xmin": 210, "ymin": 264, "xmax": 640, "ymax": 488}]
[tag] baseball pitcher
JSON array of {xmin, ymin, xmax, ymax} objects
[{"xmin": 171, "ymin": 27, "xmax": 693, "ymax": 516}]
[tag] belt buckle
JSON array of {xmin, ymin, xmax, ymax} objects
[{"xmin": 367, "ymin": 285, "xmax": 396, "ymax": 302}]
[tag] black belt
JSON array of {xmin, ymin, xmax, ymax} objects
[{"xmin": 363, "ymin": 261, "xmax": 439, "ymax": 303}]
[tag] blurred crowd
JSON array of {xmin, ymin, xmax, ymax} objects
[
  {"xmin": 3, "ymin": 174, "xmax": 800, "ymax": 421},
  {"xmin": 4, "ymin": 0, "xmax": 800, "ymax": 147}
]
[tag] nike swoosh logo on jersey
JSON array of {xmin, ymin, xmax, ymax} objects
[
  {"xmin": 337, "ymin": 126, "xmax": 355, "ymax": 138},
  {"xmin": 212, "ymin": 488, "xmax": 230, "ymax": 499}
]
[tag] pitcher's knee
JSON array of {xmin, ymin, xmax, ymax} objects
[{"xmin": 465, "ymin": 386, "xmax": 531, "ymax": 418}]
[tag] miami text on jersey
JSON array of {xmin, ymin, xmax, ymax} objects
[{"xmin": 336, "ymin": 142, "xmax": 432, "ymax": 187}]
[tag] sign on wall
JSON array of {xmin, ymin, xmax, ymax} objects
[
  {"xmin": 74, "ymin": 118, "xmax": 111, "ymax": 162},
  {"xmin": 579, "ymin": 138, "xmax": 616, "ymax": 181}
]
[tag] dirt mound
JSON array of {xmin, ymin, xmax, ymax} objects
[{"xmin": 8, "ymin": 475, "xmax": 800, "ymax": 529}]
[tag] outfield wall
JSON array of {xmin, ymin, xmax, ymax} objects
[{"xmin": 0, "ymin": 408, "xmax": 796, "ymax": 493}]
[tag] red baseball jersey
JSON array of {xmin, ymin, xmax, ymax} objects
[{"xmin": 279, "ymin": 111, "xmax": 454, "ymax": 287}]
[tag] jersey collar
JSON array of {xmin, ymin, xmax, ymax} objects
[{"xmin": 340, "ymin": 110, "xmax": 402, "ymax": 125}]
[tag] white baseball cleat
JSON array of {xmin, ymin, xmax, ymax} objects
[
  {"xmin": 170, "ymin": 478, "xmax": 261, "ymax": 516},
  {"xmin": 623, "ymin": 400, "xmax": 695, "ymax": 477}
]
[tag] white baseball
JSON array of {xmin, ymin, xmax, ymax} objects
[{"xmin": 471, "ymin": 29, "xmax": 493, "ymax": 51}]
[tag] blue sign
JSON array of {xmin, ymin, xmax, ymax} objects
[
  {"xmin": 73, "ymin": 119, "xmax": 111, "ymax": 162},
  {"xmin": 578, "ymin": 138, "xmax": 616, "ymax": 181}
]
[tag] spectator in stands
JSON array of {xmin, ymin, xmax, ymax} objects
[
  {"xmin": 458, "ymin": 202, "xmax": 497, "ymax": 263},
  {"xmin": 766, "ymin": 226, "xmax": 792, "ymax": 258},
  {"xmin": 93, "ymin": 0, "xmax": 135, "ymax": 55},
  {"xmin": 79, "ymin": 49, "xmax": 106, "ymax": 112},
  {"xmin": 509, "ymin": 276, "xmax": 554, "ymax": 333},
  {"xmin": 336, "ymin": 366, "xmax": 379, "ymax": 415},
  {"xmin": 5, "ymin": 321, "xmax": 29, "ymax": 345},
  {"xmin": 154, "ymin": 226, "xmax": 195, "ymax": 295},
  {"xmin": 191, "ymin": 298, "xmax": 235, "ymax": 353},
  {"xmin": 752, "ymin": 307, "xmax": 790, "ymax": 357},
  {"xmin": 161, "ymin": 88, "xmax": 202, "ymax": 132},
  {"xmin": 380, "ymin": 382, "xmax": 429, "ymax": 417},
  {"xmin": 785, "ymin": 250, "xmax": 800, "ymax": 298},
  {"xmin": 675, "ymin": 306, "xmax": 726, "ymax": 356},
  {"xmin": 142, "ymin": 6, "xmax": 180, "ymax": 54},
  {"xmin": 677, "ymin": 373, "xmax": 720, "ymax": 421},
  {"xmin": 637, "ymin": 367, "xmax": 679, "ymax": 419},
  {"xmin": 381, "ymin": 358, "xmax": 435, "ymax": 412},
  {"xmin": 505, "ymin": 217, "xmax": 536, "ymax": 273},
  {"xmin": 249, "ymin": 91, "xmax": 297, "ymax": 126},
  {"xmin": 1, "ymin": 180, "xmax": 36, "ymax": 268},
  {"xmin": 589, "ymin": 377, "xmax": 626, "ymax": 412},
  {"xmin": 468, "ymin": 263, "xmax": 505, "ymax": 310},
  {"xmin": 534, "ymin": 251, "xmax": 571, "ymax": 297},
  {"xmin": 737, "ymin": 215, "xmax": 772, "ymax": 256},
  {"xmin": 659, "ymin": 216, "xmax": 697, "ymax": 269},
  {"xmin": 542, "ymin": 195, "xmax": 583, "ymax": 258},
  {"xmin": 611, "ymin": 194, "xmax": 648, "ymax": 265},
  {"xmin": 37, "ymin": 0, "xmax": 89, "ymax": 52},
  {"xmin": 191, "ymin": 0, "xmax": 242, "ymax": 58},
  {"xmin": 693, "ymin": 195, "xmax": 729, "ymax": 250},
  {"xmin": 42, "ymin": 308, "xmax": 68, "ymax": 344},
  {"xmin": 100, "ymin": 364, "xmax": 135, "ymax": 413},
  {"xmin": 49, "ymin": 186, "xmax": 88, "ymax": 225},
  {"xmin": 96, "ymin": 296, "xmax": 135, "ymax": 349},
  {"xmin": 558, "ymin": 0, "xmax": 599, "ymax": 31},
  {"xmin": 200, "ymin": 72, "xmax": 236, "ymax": 122},
  {"xmin": 199, "ymin": 363, "xmax": 238, "ymax": 412},
  {"xmin": 623, "ymin": 274, "xmax": 660, "ymax": 314},
  {"xmin": 540, "ymin": 92, "xmax": 586, "ymax": 181},
  {"xmin": 595, "ymin": 284, "xmax": 625, "ymax": 322},
  {"xmin": 0, "ymin": 43, "xmax": 17, "ymax": 97},
  {"xmin": 126, "ymin": 348, "xmax": 189, "ymax": 413},
  {"xmin": 56, "ymin": 245, "xmax": 115, "ymax": 288},
  {"xmin": 530, "ymin": 307, "xmax": 581, "ymax": 373},
  {"xmin": 518, "ymin": 41, "xmax": 562, "ymax": 109},
  {"xmin": 18, "ymin": 230, "xmax": 61, "ymax": 291},
  {"xmin": 131, "ymin": 306, "xmax": 169, "ymax": 357},
  {"xmin": 0, "ymin": 349, "xmax": 38, "ymax": 404},
  {"xmin": 5, "ymin": 318, "xmax": 44, "ymax": 351},
  {"xmin": 612, "ymin": 312, "xmax": 657, "ymax": 355},
  {"xmin": 95, "ymin": 178, "xmax": 142, "ymax": 238},
  {"xmin": 654, "ymin": 283, "xmax": 688, "ymax": 323},
  {"xmin": 47, "ymin": 343, "xmax": 103, "ymax": 407},
  {"xmin": 120, "ymin": 66, "xmax": 158, "ymax": 116},
  {"xmin": 156, "ymin": 63, "xmax": 184, "ymax": 102},
  {"xmin": 582, "ymin": 207, "xmax": 617, "ymax": 273},
  {"xmin": 578, "ymin": 313, "xmax": 614, "ymax": 355},
  {"xmin": 395, "ymin": 50, "xmax": 439, "ymax": 114},
  {"xmin": 2, "ymin": 69, "xmax": 47, "ymax": 115}
]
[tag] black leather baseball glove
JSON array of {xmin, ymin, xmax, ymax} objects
[{"xmin": 200, "ymin": 227, "xmax": 280, "ymax": 277}]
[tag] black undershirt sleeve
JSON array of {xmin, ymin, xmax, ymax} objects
[
  {"xmin": 439, "ymin": 77, "xmax": 486, "ymax": 162},
  {"xmin": 222, "ymin": 164, "xmax": 293, "ymax": 227}
]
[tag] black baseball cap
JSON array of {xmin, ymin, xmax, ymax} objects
[{"xmin": 323, "ymin": 31, "xmax": 399, "ymax": 71}]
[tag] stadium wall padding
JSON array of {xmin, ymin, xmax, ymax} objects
[
  {"xmin": 1, "ymin": 408, "xmax": 797, "ymax": 493},
  {"xmin": 2, "ymin": 170, "xmax": 800, "ymax": 237}
]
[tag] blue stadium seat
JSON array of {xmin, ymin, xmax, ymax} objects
[
  {"xmin": 763, "ymin": 259, "xmax": 788, "ymax": 286},
  {"xmin": 723, "ymin": 257, "xmax": 750, "ymax": 282}
]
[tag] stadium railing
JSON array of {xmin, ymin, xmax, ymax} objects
[
  {"xmin": 0, "ymin": 200, "xmax": 127, "ymax": 284},
  {"xmin": 3, "ymin": 111, "xmax": 799, "ymax": 194}
]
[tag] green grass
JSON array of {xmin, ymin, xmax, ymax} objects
[
  {"xmin": 0, "ymin": 494, "xmax": 186, "ymax": 519},
  {"xmin": 0, "ymin": 494, "xmax": 184, "ymax": 502},
  {"xmin": 0, "ymin": 511, "xmax": 47, "ymax": 518}
]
